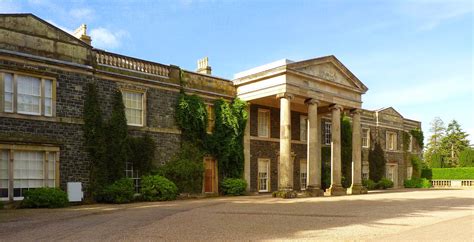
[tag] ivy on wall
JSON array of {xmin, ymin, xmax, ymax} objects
[
  {"xmin": 341, "ymin": 114, "xmax": 352, "ymax": 188},
  {"xmin": 410, "ymin": 129, "xmax": 424, "ymax": 149}
]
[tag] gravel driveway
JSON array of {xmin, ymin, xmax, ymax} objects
[{"xmin": 0, "ymin": 189, "xmax": 473, "ymax": 241}]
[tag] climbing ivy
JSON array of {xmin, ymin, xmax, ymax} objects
[
  {"xmin": 175, "ymin": 93, "xmax": 208, "ymax": 144},
  {"xmin": 410, "ymin": 128, "xmax": 424, "ymax": 149}
]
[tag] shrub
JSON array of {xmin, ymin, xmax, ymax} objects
[
  {"xmin": 376, "ymin": 178, "xmax": 394, "ymax": 189},
  {"xmin": 21, "ymin": 188, "xmax": 69, "ymax": 208},
  {"xmin": 128, "ymin": 134, "xmax": 156, "ymax": 176},
  {"xmin": 98, "ymin": 178, "xmax": 135, "ymax": 204},
  {"xmin": 0, "ymin": 201, "xmax": 4, "ymax": 209},
  {"xmin": 220, "ymin": 178, "xmax": 247, "ymax": 195},
  {"xmin": 141, "ymin": 175, "xmax": 178, "ymax": 201},
  {"xmin": 459, "ymin": 148, "xmax": 474, "ymax": 167},
  {"xmin": 404, "ymin": 178, "xmax": 432, "ymax": 188},
  {"xmin": 421, "ymin": 169, "xmax": 433, "ymax": 180},
  {"xmin": 369, "ymin": 142, "xmax": 386, "ymax": 182},
  {"xmin": 362, "ymin": 179, "xmax": 377, "ymax": 190},
  {"xmin": 430, "ymin": 167, "xmax": 474, "ymax": 180}
]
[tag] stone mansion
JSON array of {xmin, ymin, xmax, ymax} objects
[{"xmin": 0, "ymin": 14, "xmax": 422, "ymax": 201}]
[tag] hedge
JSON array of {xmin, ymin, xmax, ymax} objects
[
  {"xmin": 21, "ymin": 188, "xmax": 69, "ymax": 208},
  {"xmin": 421, "ymin": 167, "xmax": 474, "ymax": 180}
]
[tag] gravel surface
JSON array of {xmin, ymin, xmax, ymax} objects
[{"xmin": 0, "ymin": 189, "xmax": 473, "ymax": 241}]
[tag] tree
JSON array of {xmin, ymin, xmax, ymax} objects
[
  {"xmin": 341, "ymin": 114, "xmax": 352, "ymax": 188},
  {"xmin": 424, "ymin": 117, "xmax": 445, "ymax": 168},
  {"xmin": 83, "ymin": 82, "xmax": 107, "ymax": 196},
  {"xmin": 439, "ymin": 120, "xmax": 470, "ymax": 167},
  {"xmin": 459, "ymin": 148, "xmax": 474, "ymax": 167},
  {"xmin": 106, "ymin": 90, "xmax": 129, "ymax": 183},
  {"xmin": 369, "ymin": 142, "xmax": 386, "ymax": 182}
]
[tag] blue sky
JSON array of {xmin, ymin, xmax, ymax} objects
[{"xmin": 1, "ymin": 0, "xmax": 473, "ymax": 143}]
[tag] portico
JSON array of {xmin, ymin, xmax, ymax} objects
[{"xmin": 233, "ymin": 56, "xmax": 368, "ymax": 196}]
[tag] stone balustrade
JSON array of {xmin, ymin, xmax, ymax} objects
[
  {"xmin": 432, "ymin": 179, "xmax": 474, "ymax": 188},
  {"xmin": 95, "ymin": 50, "xmax": 169, "ymax": 77}
]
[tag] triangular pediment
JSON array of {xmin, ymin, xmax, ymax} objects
[
  {"xmin": 377, "ymin": 107, "xmax": 403, "ymax": 118},
  {"xmin": 288, "ymin": 55, "xmax": 368, "ymax": 93},
  {"xmin": 0, "ymin": 14, "xmax": 90, "ymax": 48}
]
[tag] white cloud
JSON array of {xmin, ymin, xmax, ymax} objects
[{"xmin": 90, "ymin": 28, "xmax": 128, "ymax": 50}]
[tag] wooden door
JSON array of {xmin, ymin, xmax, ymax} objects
[{"xmin": 204, "ymin": 158, "xmax": 216, "ymax": 193}]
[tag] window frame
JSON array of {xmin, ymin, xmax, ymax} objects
[
  {"xmin": 362, "ymin": 128, "xmax": 370, "ymax": 148},
  {"xmin": 0, "ymin": 71, "xmax": 57, "ymax": 117},
  {"xmin": 0, "ymin": 144, "xmax": 60, "ymax": 201},
  {"xmin": 121, "ymin": 89, "xmax": 146, "ymax": 127},
  {"xmin": 324, "ymin": 121, "xmax": 332, "ymax": 145},
  {"xmin": 386, "ymin": 131, "xmax": 397, "ymax": 151},
  {"xmin": 300, "ymin": 159, "xmax": 307, "ymax": 190},
  {"xmin": 257, "ymin": 109, "xmax": 270, "ymax": 138},
  {"xmin": 257, "ymin": 158, "xmax": 270, "ymax": 192}
]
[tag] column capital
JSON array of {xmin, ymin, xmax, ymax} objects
[
  {"xmin": 350, "ymin": 108, "xmax": 362, "ymax": 115},
  {"xmin": 304, "ymin": 98, "xmax": 320, "ymax": 106},
  {"xmin": 276, "ymin": 92, "xmax": 294, "ymax": 100},
  {"xmin": 329, "ymin": 104, "xmax": 343, "ymax": 111}
]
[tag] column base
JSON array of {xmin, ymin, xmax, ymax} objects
[
  {"xmin": 272, "ymin": 189, "xmax": 297, "ymax": 199},
  {"xmin": 305, "ymin": 185, "xmax": 324, "ymax": 197},
  {"xmin": 325, "ymin": 184, "xmax": 346, "ymax": 196},
  {"xmin": 347, "ymin": 184, "xmax": 368, "ymax": 195}
]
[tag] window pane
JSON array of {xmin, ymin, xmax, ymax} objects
[
  {"xmin": 258, "ymin": 110, "xmax": 269, "ymax": 137},
  {"xmin": 17, "ymin": 75, "xmax": 41, "ymax": 115},
  {"xmin": 44, "ymin": 80, "xmax": 52, "ymax": 98},
  {"xmin": 13, "ymin": 150, "xmax": 44, "ymax": 198},
  {"xmin": 4, "ymin": 73, "xmax": 14, "ymax": 112},
  {"xmin": 0, "ymin": 150, "xmax": 8, "ymax": 199},
  {"xmin": 122, "ymin": 91, "xmax": 143, "ymax": 125},
  {"xmin": 48, "ymin": 153, "xmax": 56, "ymax": 187}
]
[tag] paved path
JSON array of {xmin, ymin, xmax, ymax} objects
[{"xmin": 0, "ymin": 189, "xmax": 473, "ymax": 241}]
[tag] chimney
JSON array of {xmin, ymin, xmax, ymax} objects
[
  {"xmin": 73, "ymin": 24, "xmax": 92, "ymax": 45},
  {"xmin": 196, "ymin": 57, "xmax": 212, "ymax": 75}
]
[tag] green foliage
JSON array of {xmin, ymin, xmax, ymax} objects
[
  {"xmin": 83, "ymin": 82, "xmax": 107, "ymax": 197},
  {"xmin": 106, "ymin": 90, "xmax": 129, "ymax": 183},
  {"xmin": 220, "ymin": 178, "xmax": 247, "ymax": 195},
  {"xmin": 98, "ymin": 178, "xmax": 135, "ymax": 204},
  {"xmin": 207, "ymin": 98, "xmax": 248, "ymax": 179},
  {"xmin": 402, "ymin": 131, "xmax": 410, "ymax": 152},
  {"xmin": 362, "ymin": 179, "xmax": 377, "ymax": 190},
  {"xmin": 421, "ymin": 169, "xmax": 433, "ymax": 180},
  {"xmin": 411, "ymin": 155, "xmax": 422, "ymax": 178},
  {"xmin": 376, "ymin": 178, "xmax": 394, "ymax": 189},
  {"xmin": 0, "ymin": 201, "xmax": 3, "ymax": 209},
  {"xmin": 404, "ymin": 178, "xmax": 432, "ymax": 188},
  {"xmin": 410, "ymin": 128, "xmax": 424, "ymax": 149},
  {"xmin": 156, "ymin": 142, "xmax": 204, "ymax": 193},
  {"xmin": 439, "ymin": 120, "xmax": 470, "ymax": 167},
  {"xmin": 128, "ymin": 134, "xmax": 156, "ymax": 175},
  {"xmin": 272, "ymin": 190, "xmax": 297, "ymax": 199},
  {"xmin": 427, "ymin": 167, "xmax": 474, "ymax": 180},
  {"xmin": 340, "ymin": 115, "xmax": 352, "ymax": 188},
  {"xmin": 175, "ymin": 93, "xmax": 208, "ymax": 143},
  {"xmin": 369, "ymin": 142, "xmax": 386, "ymax": 182},
  {"xmin": 459, "ymin": 148, "xmax": 474, "ymax": 167},
  {"xmin": 321, "ymin": 147, "xmax": 331, "ymax": 189},
  {"xmin": 428, "ymin": 152, "xmax": 443, "ymax": 168},
  {"xmin": 141, "ymin": 175, "xmax": 178, "ymax": 201},
  {"xmin": 21, "ymin": 188, "xmax": 69, "ymax": 208}
]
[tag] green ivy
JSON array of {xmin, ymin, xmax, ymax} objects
[
  {"xmin": 175, "ymin": 93, "xmax": 208, "ymax": 143},
  {"xmin": 410, "ymin": 128, "xmax": 424, "ymax": 149}
]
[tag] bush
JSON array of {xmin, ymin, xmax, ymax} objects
[
  {"xmin": 404, "ymin": 178, "xmax": 432, "ymax": 188},
  {"xmin": 421, "ymin": 169, "xmax": 433, "ymax": 180},
  {"xmin": 220, "ymin": 178, "xmax": 247, "ymax": 195},
  {"xmin": 141, "ymin": 175, "xmax": 178, "ymax": 201},
  {"xmin": 98, "ymin": 178, "xmax": 135, "ymax": 204},
  {"xmin": 21, "ymin": 188, "xmax": 69, "ymax": 208},
  {"xmin": 430, "ymin": 167, "xmax": 474, "ymax": 180},
  {"xmin": 376, "ymin": 178, "xmax": 394, "ymax": 189},
  {"xmin": 0, "ymin": 201, "xmax": 4, "ymax": 209},
  {"xmin": 362, "ymin": 179, "xmax": 377, "ymax": 190},
  {"xmin": 459, "ymin": 148, "xmax": 474, "ymax": 167}
]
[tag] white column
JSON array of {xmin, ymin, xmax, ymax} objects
[
  {"xmin": 306, "ymin": 99, "xmax": 323, "ymax": 196},
  {"xmin": 244, "ymin": 104, "xmax": 251, "ymax": 192},
  {"xmin": 348, "ymin": 109, "xmax": 367, "ymax": 194},
  {"xmin": 327, "ymin": 104, "xmax": 345, "ymax": 196},
  {"xmin": 277, "ymin": 93, "xmax": 293, "ymax": 191}
]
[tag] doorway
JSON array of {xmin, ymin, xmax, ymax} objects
[{"xmin": 203, "ymin": 157, "xmax": 217, "ymax": 193}]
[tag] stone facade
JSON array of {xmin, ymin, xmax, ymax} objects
[{"xmin": 0, "ymin": 14, "xmax": 421, "ymax": 201}]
